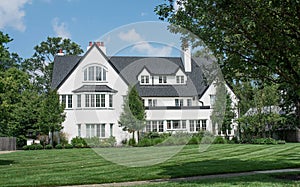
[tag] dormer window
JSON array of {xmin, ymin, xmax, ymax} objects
[
  {"xmin": 159, "ymin": 76, "xmax": 167, "ymax": 84},
  {"xmin": 141, "ymin": 75, "xmax": 150, "ymax": 84},
  {"xmin": 176, "ymin": 76, "xmax": 184, "ymax": 84},
  {"xmin": 84, "ymin": 65, "xmax": 107, "ymax": 82}
]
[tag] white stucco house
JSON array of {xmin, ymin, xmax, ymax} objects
[{"xmin": 51, "ymin": 42, "xmax": 239, "ymax": 144}]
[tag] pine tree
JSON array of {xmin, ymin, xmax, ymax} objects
[{"xmin": 119, "ymin": 86, "xmax": 146, "ymax": 143}]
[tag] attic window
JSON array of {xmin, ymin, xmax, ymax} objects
[
  {"xmin": 141, "ymin": 75, "xmax": 150, "ymax": 84},
  {"xmin": 84, "ymin": 65, "xmax": 107, "ymax": 82},
  {"xmin": 159, "ymin": 76, "xmax": 167, "ymax": 84}
]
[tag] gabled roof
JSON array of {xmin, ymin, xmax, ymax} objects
[
  {"xmin": 51, "ymin": 46, "xmax": 209, "ymax": 97},
  {"xmin": 51, "ymin": 55, "xmax": 81, "ymax": 89}
]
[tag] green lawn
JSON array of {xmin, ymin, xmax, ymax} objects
[
  {"xmin": 0, "ymin": 144, "xmax": 299, "ymax": 187},
  {"xmin": 135, "ymin": 172, "xmax": 300, "ymax": 187}
]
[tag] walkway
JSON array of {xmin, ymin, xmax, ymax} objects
[{"xmin": 61, "ymin": 168, "xmax": 300, "ymax": 187}]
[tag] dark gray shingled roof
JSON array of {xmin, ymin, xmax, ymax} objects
[
  {"xmin": 109, "ymin": 56, "xmax": 208, "ymax": 97},
  {"xmin": 73, "ymin": 85, "xmax": 117, "ymax": 93},
  {"xmin": 51, "ymin": 55, "xmax": 81, "ymax": 89},
  {"xmin": 52, "ymin": 46, "xmax": 209, "ymax": 97}
]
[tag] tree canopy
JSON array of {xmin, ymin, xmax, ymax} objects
[
  {"xmin": 22, "ymin": 37, "xmax": 83, "ymax": 92},
  {"xmin": 156, "ymin": 0, "xmax": 300, "ymax": 125},
  {"xmin": 0, "ymin": 33, "xmax": 83, "ymax": 147}
]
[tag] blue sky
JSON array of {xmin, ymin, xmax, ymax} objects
[{"xmin": 1, "ymin": 0, "xmax": 185, "ymax": 59}]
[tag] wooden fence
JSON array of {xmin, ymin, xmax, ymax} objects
[{"xmin": 0, "ymin": 137, "xmax": 16, "ymax": 151}]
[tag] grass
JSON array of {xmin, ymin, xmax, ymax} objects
[
  {"xmin": 0, "ymin": 144, "xmax": 299, "ymax": 186},
  {"xmin": 134, "ymin": 172, "xmax": 300, "ymax": 187}
]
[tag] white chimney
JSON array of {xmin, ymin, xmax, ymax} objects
[
  {"xmin": 96, "ymin": 41, "xmax": 106, "ymax": 54},
  {"xmin": 181, "ymin": 46, "xmax": 191, "ymax": 72}
]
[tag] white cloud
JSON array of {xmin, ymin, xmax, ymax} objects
[
  {"xmin": 52, "ymin": 18, "xmax": 71, "ymax": 39},
  {"xmin": 118, "ymin": 29, "xmax": 173, "ymax": 56},
  {"xmin": 133, "ymin": 42, "xmax": 173, "ymax": 57},
  {"xmin": 0, "ymin": 0, "xmax": 31, "ymax": 31},
  {"xmin": 118, "ymin": 29, "xmax": 143, "ymax": 43}
]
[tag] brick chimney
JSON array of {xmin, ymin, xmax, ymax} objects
[
  {"xmin": 86, "ymin": 41, "xmax": 106, "ymax": 54},
  {"xmin": 96, "ymin": 41, "xmax": 106, "ymax": 54},
  {"xmin": 57, "ymin": 49, "xmax": 64, "ymax": 56}
]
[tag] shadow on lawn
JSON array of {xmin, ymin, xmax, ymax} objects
[
  {"xmin": 151, "ymin": 172, "xmax": 300, "ymax": 186},
  {"xmin": 158, "ymin": 158, "xmax": 300, "ymax": 179},
  {"xmin": 0, "ymin": 160, "xmax": 14, "ymax": 166}
]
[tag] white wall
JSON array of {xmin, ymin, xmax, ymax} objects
[{"xmin": 57, "ymin": 45, "xmax": 130, "ymax": 144}]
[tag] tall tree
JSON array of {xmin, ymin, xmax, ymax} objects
[
  {"xmin": 37, "ymin": 89, "xmax": 65, "ymax": 146},
  {"xmin": 221, "ymin": 93, "xmax": 236, "ymax": 139},
  {"xmin": 156, "ymin": 0, "xmax": 300, "ymax": 126},
  {"xmin": 119, "ymin": 86, "xmax": 146, "ymax": 143},
  {"xmin": 0, "ymin": 31, "xmax": 20, "ymax": 70},
  {"xmin": 238, "ymin": 84, "xmax": 284, "ymax": 139},
  {"xmin": 22, "ymin": 37, "xmax": 83, "ymax": 92}
]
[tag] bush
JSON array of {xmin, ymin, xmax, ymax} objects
[
  {"xmin": 188, "ymin": 136, "xmax": 200, "ymax": 145},
  {"xmin": 121, "ymin": 139, "xmax": 127, "ymax": 145},
  {"xmin": 230, "ymin": 136, "xmax": 239, "ymax": 144},
  {"xmin": 201, "ymin": 136, "xmax": 214, "ymax": 144},
  {"xmin": 22, "ymin": 145, "xmax": 29, "ymax": 150},
  {"xmin": 277, "ymin": 140, "xmax": 286, "ymax": 144},
  {"xmin": 153, "ymin": 138, "xmax": 164, "ymax": 145},
  {"xmin": 213, "ymin": 136, "xmax": 227, "ymax": 144},
  {"xmin": 71, "ymin": 137, "xmax": 87, "ymax": 147},
  {"xmin": 55, "ymin": 144, "xmax": 63, "ymax": 149},
  {"xmin": 17, "ymin": 135, "xmax": 27, "ymax": 148},
  {"xmin": 59, "ymin": 132, "xmax": 69, "ymax": 146},
  {"xmin": 22, "ymin": 144, "xmax": 43, "ymax": 150},
  {"xmin": 65, "ymin": 144, "xmax": 73, "ymax": 149},
  {"xmin": 35, "ymin": 144, "xmax": 43, "ymax": 150},
  {"xmin": 75, "ymin": 143, "xmax": 85, "ymax": 148},
  {"xmin": 128, "ymin": 138, "xmax": 136, "ymax": 146},
  {"xmin": 105, "ymin": 136, "xmax": 116, "ymax": 147},
  {"xmin": 253, "ymin": 138, "xmax": 277, "ymax": 145},
  {"xmin": 45, "ymin": 145, "xmax": 53, "ymax": 149},
  {"xmin": 136, "ymin": 138, "xmax": 153, "ymax": 147},
  {"xmin": 28, "ymin": 144, "xmax": 37, "ymax": 150}
]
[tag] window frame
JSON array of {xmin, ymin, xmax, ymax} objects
[{"xmin": 83, "ymin": 65, "xmax": 107, "ymax": 82}]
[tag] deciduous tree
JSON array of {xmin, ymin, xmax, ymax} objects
[{"xmin": 156, "ymin": 0, "xmax": 300, "ymax": 125}]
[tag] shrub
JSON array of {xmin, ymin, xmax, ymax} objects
[
  {"xmin": 55, "ymin": 144, "xmax": 63, "ymax": 149},
  {"xmin": 59, "ymin": 132, "xmax": 69, "ymax": 146},
  {"xmin": 28, "ymin": 144, "xmax": 36, "ymax": 150},
  {"xmin": 65, "ymin": 144, "xmax": 73, "ymax": 149},
  {"xmin": 104, "ymin": 136, "xmax": 116, "ymax": 147},
  {"xmin": 277, "ymin": 140, "xmax": 286, "ymax": 144},
  {"xmin": 153, "ymin": 138, "xmax": 164, "ymax": 145},
  {"xmin": 22, "ymin": 145, "xmax": 29, "ymax": 150},
  {"xmin": 253, "ymin": 138, "xmax": 277, "ymax": 145},
  {"xmin": 201, "ymin": 136, "xmax": 214, "ymax": 144},
  {"xmin": 75, "ymin": 143, "xmax": 84, "ymax": 148},
  {"xmin": 85, "ymin": 137, "xmax": 100, "ymax": 147},
  {"xmin": 128, "ymin": 138, "xmax": 136, "ymax": 146},
  {"xmin": 137, "ymin": 138, "xmax": 153, "ymax": 147},
  {"xmin": 17, "ymin": 135, "xmax": 27, "ymax": 148},
  {"xmin": 213, "ymin": 136, "xmax": 227, "ymax": 144},
  {"xmin": 71, "ymin": 137, "xmax": 87, "ymax": 147},
  {"xmin": 188, "ymin": 136, "xmax": 200, "ymax": 145},
  {"xmin": 121, "ymin": 139, "xmax": 127, "ymax": 145},
  {"xmin": 45, "ymin": 145, "xmax": 53, "ymax": 149},
  {"xmin": 230, "ymin": 136, "xmax": 239, "ymax": 144},
  {"xmin": 35, "ymin": 144, "xmax": 43, "ymax": 150}
]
